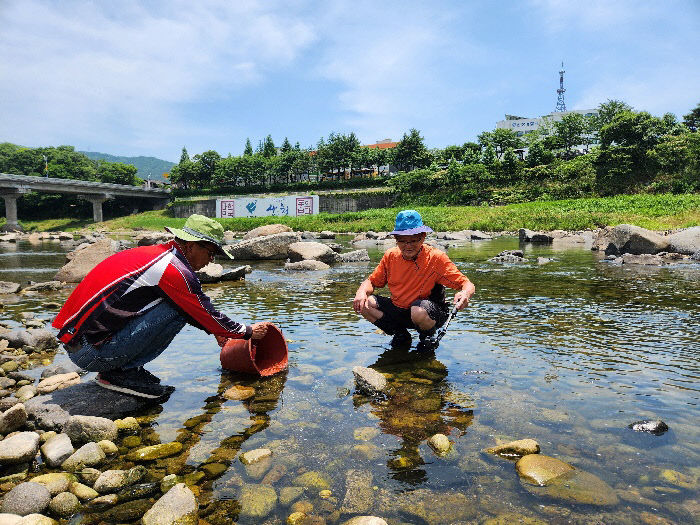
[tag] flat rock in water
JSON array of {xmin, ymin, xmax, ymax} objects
[
  {"xmin": 0, "ymin": 281, "xmax": 21, "ymax": 294},
  {"xmin": 485, "ymin": 438, "xmax": 540, "ymax": 457},
  {"xmin": 287, "ymin": 241, "xmax": 338, "ymax": 264},
  {"xmin": 25, "ymin": 382, "xmax": 155, "ymax": 424},
  {"xmin": 284, "ymin": 260, "xmax": 330, "ymax": 271},
  {"xmin": 230, "ymin": 232, "xmax": 301, "ymax": 260},
  {"xmin": 336, "ymin": 249, "xmax": 370, "ymax": 262},
  {"xmin": 142, "ymin": 483, "xmax": 198, "ymax": 525},
  {"xmin": 243, "ymin": 224, "xmax": 292, "ymax": 240}
]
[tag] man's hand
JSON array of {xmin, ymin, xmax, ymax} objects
[
  {"xmin": 215, "ymin": 335, "xmax": 229, "ymax": 347},
  {"xmin": 250, "ymin": 322, "xmax": 269, "ymax": 340},
  {"xmin": 453, "ymin": 282, "xmax": 475, "ymax": 310}
]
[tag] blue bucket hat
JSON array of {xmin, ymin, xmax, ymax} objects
[{"xmin": 389, "ymin": 210, "xmax": 433, "ymax": 236}]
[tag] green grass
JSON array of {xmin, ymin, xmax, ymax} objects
[{"xmin": 11, "ymin": 193, "xmax": 700, "ymax": 233}]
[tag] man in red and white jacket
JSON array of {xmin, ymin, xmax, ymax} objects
[{"xmin": 53, "ymin": 214, "xmax": 269, "ymax": 399}]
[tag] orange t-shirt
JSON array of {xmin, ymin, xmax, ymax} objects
[{"xmin": 368, "ymin": 244, "xmax": 469, "ymax": 309}]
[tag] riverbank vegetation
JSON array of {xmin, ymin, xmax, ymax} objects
[{"xmin": 12, "ymin": 193, "xmax": 699, "ymax": 233}]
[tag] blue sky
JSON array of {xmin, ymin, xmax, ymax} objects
[{"xmin": 1, "ymin": 0, "xmax": 698, "ymax": 162}]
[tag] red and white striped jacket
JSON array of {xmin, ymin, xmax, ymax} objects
[{"xmin": 52, "ymin": 240, "xmax": 251, "ymax": 346}]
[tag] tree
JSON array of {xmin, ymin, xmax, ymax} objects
[
  {"xmin": 179, "ymin": 147, "xmax": 190, "ymax": 164},
  {"xmin": 243, "ymin": 138, "xmax": 253, "ymax": 156},
  {"xmin": 262, "ymin": 135, "xmax": 276, "ymax": 158},
  {"xmin": 595, "ymin": 99, "xmax": 633, "ymax": 128},
  {"xmin": 553, "ymin": 113, "xmax": 586, "ymax": 156},
  {"xmin": 97, "ymin": 161, "xmax": 140, "ymax": 185},
  {"xmin": 280, "ymin": 137, "xmax": 292, "ymax": 153},
  {"xmin": 478, "ymin": 129, "xmax": 522, "ymax": 160},
  {"xmin": 393, "ymin": 129, "xmax": 431, "ymax": 172},
  {"xmin": 192, "ymin": 150, "xmax": 221, "ymax": 189},
  {"xmin": 500, "ymin": 148, "xmax": 521, "ymax": 183},
  {"xmin": 682, "ymin": 102, "xmax": 700, "ymax": 132},
  {"xmin": 525, "ymin": 141, "xmax": 555, "ymax": 167}
]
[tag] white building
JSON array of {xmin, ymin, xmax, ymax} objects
[{"xmin": 496, "ymin": 109, "xmax": 598, "ymax": 137}]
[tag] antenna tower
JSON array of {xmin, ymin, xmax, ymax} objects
[{"xmin": 555, "ymin": 61, "xmax": 566, "ymax": 112}]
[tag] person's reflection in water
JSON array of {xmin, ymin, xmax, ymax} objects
[{"xmin": 354, "ymin": 346, "xmax": 474, "ymax": 484}]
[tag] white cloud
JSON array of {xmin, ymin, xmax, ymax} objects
[{"xmin": 0, "ymin": 0, "xmax": 316, "ymax": 157}]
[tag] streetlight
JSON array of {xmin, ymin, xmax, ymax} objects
[{"xmin": 43, "ymin": 154, "xmax": 48, "ymax": 177}]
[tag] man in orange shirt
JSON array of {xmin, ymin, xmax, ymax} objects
[{"xmin": 353, "ymin": 210, "xmax": 475, "ymax": 349}]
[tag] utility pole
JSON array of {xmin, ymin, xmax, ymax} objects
[{"xmin": 555, "ymin": 61, "xmax": 567, "ymax": 112}]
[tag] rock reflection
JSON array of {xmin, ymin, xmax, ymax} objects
[{"xmin": 354, "ymin": 346, "xmax": 474, "ymax": 484}]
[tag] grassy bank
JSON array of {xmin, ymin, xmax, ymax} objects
[{"xmin": 13, "ymin": 193, "xmax": 700, "ymax": 233}]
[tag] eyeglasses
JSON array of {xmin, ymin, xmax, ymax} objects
[{"xmin": 395, "ymin": 237, "xmax": 423, "ymax": 245}]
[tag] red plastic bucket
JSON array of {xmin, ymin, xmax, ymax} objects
[{"xmin": 219, "ymin": 324, "xmax": 288, "ymax": 376}]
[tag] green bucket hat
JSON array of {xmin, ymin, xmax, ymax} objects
[{"xmin": 165, "ymin": 214, "xmax": 233, "ymax": 259}]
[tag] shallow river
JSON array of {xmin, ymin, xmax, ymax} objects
[{"xmin": 1, "ymin": 236, "xmax": 699, "ymax": 524}]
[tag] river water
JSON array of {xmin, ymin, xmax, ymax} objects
[{"xmin": 1, "ymin": 236, "xmax": 699, "ymax": 524}]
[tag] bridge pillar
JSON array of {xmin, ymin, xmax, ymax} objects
[
  {"xmin": 82, "ymin": 194, "xmax": 112, "ymax": 223},
  {"xmin": 0, "ymin": 191, "xmax": 27, "ymax": 231}
]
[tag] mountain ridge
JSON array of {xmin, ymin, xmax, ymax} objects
[{"xmin": 80, "ymin": 151, "xmax": 175, "ymax": 181}]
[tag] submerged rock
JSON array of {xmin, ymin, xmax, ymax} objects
[
  {"xmin": 376, "ymin": 487, "xmax": 476, "ymax": 523},
  {"xmin": 427, "ymin": 433, "xmax": 451, "ymax": 455},
  {"xmin": 238, "ymin": 484, "xmax": 277, "ymax": 520},
  {"xmin": 142, "ymin": 483, "xmax": 198, "ymax": 525},
  {"xmin": 628, "ymin": 419, "xmax": 669, "ymax": 435},
  {"xmin": 342, "ymin": 518, "xmax": 388, "ymax": 525},
  {"xmin": 485, "ymin": 438, "xmax": 540, "ymax": 457},
  {"xmin": 126, "ymin": 441, "xmax": 183, "ymax": 461},
  {"xmin": 515, "ymin": 454, "xmax": 574, "ymax": 485},
  {"xmin": 489, "ymin": 250, "xmax": 526, "ymax": 263},
  {"xmin": 352, "ymin": 366, "xmax": 387, "ymax": 396},
  {"xmin": 340, "ymin": 469, "xmax": 374, "ymax": 515}
]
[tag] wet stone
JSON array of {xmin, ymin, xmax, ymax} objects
[
  {"xmin": 238, "ymin": 484, "xmax": 277, "ymax": 519},
  {"xmin": 485, "ymin": 438, "xmax": 540, "ymax": 457},
  {"xmin": 102, "ymin": 498, "xmax": 154, "ymax": 522},
  {"xmin": 523, "ymin": 469, "xmax": 620, "ymax": 506},
  {"xmin": 69, "ymin": 481, "xmax": 98, "ymax": 501},
  {"xmin": 117, "ymin": 482, "xmax": 160, "ymax": 502},
  {"xmin": 31, "ymin": 473, "xmax": 75, "ymax": 496},
  {"xmin": 629, "ymin": 420, "xmax": 669, "ymax": 435},
  {"xmin": 279, "ymin": 486, "xmax": 305, "ymax": 506},
  {"xmin": 0, "ymin": 431, "xmax": 40, "ymax": 465},
  {"xmin": 292, "ymin": 471, "xmax": 331, "ymax": 491},
  {"xmin": 1, "ymin": 482, "xmax": 51, "ymax": 516},
  {"xmin": 47, "ymin": 492, "xmax": 79, "ymax": 518},
  {"xmin": 340, "ymin": 469, "xmax": 374, "ymax": 515},
  {"xmin": 61, "ymin": 442, "xmax": 106, "ymax": 471},
  {"xmin": 126, "ymin": 441, "xmax": 183, "ymax": 461}
]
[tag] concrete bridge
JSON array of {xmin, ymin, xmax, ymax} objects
[{"xmin": 0, "ymin": 173, "xmax": 171, "ymax": 230}]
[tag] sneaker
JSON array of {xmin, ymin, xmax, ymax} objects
[
  {"xmin": 390, "ymin": 329, "xmax": 412, "ymax": 348},
  {"xmin": 135, "ymin": 367, "xmax": 161, "ymax": 384},
  {"xmin": 418, "ymin": 327, "xmax": 437, "ymax": 343},
  {"xmin": 96, "ymin": 369, "xmax": 173, "ymax": 399}
]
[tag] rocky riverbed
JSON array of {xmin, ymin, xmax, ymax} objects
[{"xmin": 0, "ymin": 225, "xmax": 698, "ymax": 524}]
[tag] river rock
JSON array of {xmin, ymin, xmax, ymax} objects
[
  {"xmin": 20, "ymin": 282, "xmax": 63, "ymax": 294},
  {"xmin": 135, "ymin": 232, "xmax": 174, "ymax": 246},
  {"xmin": 93, "ymin": 470, "xmax": 132, "ymax": 493},
  {"xmin": 1, "ymin": 482, "xmax": 51, "ymax": 516},
  {"xmin": 47, "ymin": 492, "xmax": 79, "ymax": 518},
  {"xmin": 0, "ymin": 330, "xmax": 34, "ymax": 349},
  {"xmin": 524, "ymin": 468, "xmax": 619, "ymax": 506},
  {"xmin": 666, "ymin": 226, "xmax": 700, "ymax": 254},
  {"xmin": 13, "ymin": 515, "xmax": 57, "ymax": 525},
  {"xmin": 15, "ymin": 385, "xmax": 36, "ymax": 402},
  {"xmin": 243, "ymin": 224, "xmax": 293, "ymax": 240},
  {"xmin": 0, "ymin": 403, "xmax": 27, "ymax": 434},
  {"xmin": 86, "ymin": 494, "xmax": 118, "ymax": 510},
  {"xmin": 220, "ymin": 265, "xmax": 251, "ymax": 281},
  {"xmin": 54, "ymin": 239, "xmax": 119, "ymax": 282},
  {"xmin": 287, "ymin": 241, "xmax": 338, "ymax": 264},
  {"xmin": 78, "ymin": 468, "xmax": 101, "ymax": 486},
  {"xmin": 61, "ymin": 442, "xmax": 106, "ymax": 471},
  {"xmin": 519, "ymin": 229, "xmax": 554, "ymax": 243},
  {"xmin": 336, "ymin": 249, "xmax": 370, "ymax": 262},
  {"xmin": 628, "ymin": 419, "xmax": 669, "ymax": 435},
  {"xmin": 292, "ymin": 471, "xmax": 330, "ymax": 491},
  {"xmin": 126, "ymin": 441, "xmax": 183, "ymax": 461},
  {"xmin": 64, "ymin": 415, "xmax": 118, "ymax": 444},
  {"xmin": 195, "ymin": 263, "xmax": 223, "ymax": 284},
  {"xmin": 101, "ymin": 498, "xmax": 153, "ymax": 522},
  {"xmin": 427, "ymin": 433, "xmax": 451, "ymax": 455},
  {"xmin": 342, "ymin": 518, "xmax": 388, "ymax": 525},
  {"xmin": 284, "ymin": 260, "xmax": 331, "ymax": 271},
  {"xmin": 142, "ymin": 483, "xmax": 197, "ymax": 525},
  {"xmin": 0, "ymin": 282, "xmax": 21, "ymax": 294},
  {"xmin": 0, "ymin": 514, "xmax": 21, "ymax": 525},
  {"xmin": 31, "ymin": 473, "xmax": 74, "ymax": 496},
  {"xmin": 598, "ymin": 224, "xmax": 669, "ymax": 255},
  {"xmin": 22, "ymin": 397, "xmax": 70, "ymax": 431},
  {"xmin": 39, "ymin": 363, "xmax": 83, "ymax": 379},
  {"xmin": 0, "ymin": 432, "xmax": 40, "ymax": 464},
  {"xmin": 229, "ymin": 231, "xmax": 301, "ymax": 260},
  {"xmin": 36, "ymin": 373, "xmax": 80, "ymax": 394},
  {"xmin": 376, "ymin": 487, "xmax": 475, "ymax": 523},
  {"xmin": 69, "ymin": 482, "xmax": 98, "ymax": 501},
  {"xmin": 238, "ymin": 484, "xmax": 277, "ymax": 519},
  {"xmin": 353, "ymin": 366, "xmax": 387, "ymax": 395},
  {"xmin": 489, "ymin": 250, "xmax": 526, "ymax": 263},
  {"xmin": 240, "ymin": 448, "xmax": 272, "ymax": 465},
  {"xmin": 340, "ymin": 469, "xmax": 374, "ymax": 515},
  {"xmin": 116, "ymin": 481, "xmax": 159, "ymax": 502},
  {"xmin": 515, "ymin": 454, "xmax": 574, "ymax": 485},
  {"xmin": 485, "ymin": 438, "xmax": 540, "ymax": 457}
]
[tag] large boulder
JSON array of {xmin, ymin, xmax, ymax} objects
[
  {"xmin": 54, "ymin": 239, "xmax": 120, "ymax": 282},
  {"xmin": 229, "ymin": 232, "xmax": 301, "ymax": 260},
  {"xmin": 195, "ymin": 263, "xmax": 223, "ymax": 284},
  {"xmin": 595, "ymin": 224, "xmax": 668, "ymax": 256},
  {"xmin": 666, "ymin": 226, "xmax": 700, "ymax": 255},
  {"xmin": 0, "ymin": 281, "xmax": 21, "ymax": 294},
  {"xmin": 287, "ymin": 241, "xmax": 338, "ymax": 264},
  {"xmin": 0, "ymin": 483, "xmax": 51, "ymax": 516},
  {"xmin": 243, "ymin": 224, "xmax": 293, "ymax": 240},
  {"xmin": 336, "ymin": 249, "xmax": 370, "ymax": 262}
]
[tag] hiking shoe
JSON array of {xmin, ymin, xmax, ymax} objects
[
  {"xmin": 418, "ymin": 327, "xmax": 437, "ymax": 343},
  {"xmin": 96, "ymin": 369, "xmax": 173, "ymax": 399},
  {"xmin": 135, "ymin": 366, "xmax": 161, "ymax": 384},
  {"xmin": 390, "ymin": 329, "xmax": 412, "ymax": 348}
]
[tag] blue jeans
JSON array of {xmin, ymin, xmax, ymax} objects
[{"xmin": 68, "ymin": 300, "xmax": 186, "ymax": 372}]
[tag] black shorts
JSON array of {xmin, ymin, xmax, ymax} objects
[{"xmin": 374, "ymin": 292, "xmax": 450, "ymax": 332}]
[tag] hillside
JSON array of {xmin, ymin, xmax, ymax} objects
[{"xmin": 80, "ymin": 151, "xmax": 175, "ymax": 181}]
